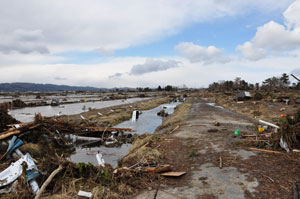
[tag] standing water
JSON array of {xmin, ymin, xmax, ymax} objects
[
  {"xmin": 9, "ymin": 98, "xmax": 149, "ymax": 123},
  {"xmin": 69, "ymin": 102, "xmax": 181, "ymax": 167}
]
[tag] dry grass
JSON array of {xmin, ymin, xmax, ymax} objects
[
  {"xmin": 94, "ymin": 97, "xmax": 169, "ymax": 127},
  {"xmin": 122, "ymin": 134, "xmax": 161, "ymax": 166},
  {"xmin": 20, "ymin": 143, "xmax": 43, "ymax": 157},
  {"xmin": 122, "ymin": 99, "xmax": 193, "ymax": 166}
]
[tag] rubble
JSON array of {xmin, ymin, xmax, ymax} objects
[{"xmin": 0, "ymin": 93, "xmax": 189, "ymax": 199}]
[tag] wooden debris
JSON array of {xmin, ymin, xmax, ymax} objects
[
  {"xmin": 144, "ymin": 165, "xmax": 171, "ymax": 173},
  {"xmin": 213, "ymin": 121, "xmax": 220, "ymax": 126},
  {"xmin": 86, "ymin": 127, "xmax": 134, "ymax": 132},
  {"xmin": 263, "ymin": 174, "xmax": 274, "ymax": 183},
  {"xmin": 161, "ymin": 171, "xmax": 186, "ymax": 177},
  {"xmin": 249, "ymin": 148, "xmax": 282, "ymax": 154},
  {"xmin": 169, "ymin": 125, "xmax": 180, "ymax": 134},
  {"xmin": 35, "ymin": 165, "xmax": 63, "ymax": 199},
  {"xmin": 219, "ymin": 157, "xmax": 223, "ymax": 169},
  {"xmin": 0, "ymin": 123, "xmax": 40, "ymax": 140}
]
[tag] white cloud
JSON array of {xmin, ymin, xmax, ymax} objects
[
  {"xmin": 0, "ymin": 55, "xmax": 295, "ymax": 88},
  {"xmin": 253, "ymin": 21, "xmax": 300, "ymax": 51},
  {"xmin": 0, "ymin": 1, "xmax": 296, "ymax": 88},
  {"xmin": 237, "ymin": 0, "xmax": 300, "ymax": 60},
  {"xmin": 175, "ymin": 42, "xmax": 231, "ymax": 64},
  {"xmin": 236, "ymin": 42, "xmax": 267, "ymax": 61},
  {"xmin": 130, "ymin": 59, "xmax": 181, "ymax": 75},
  {"xmin": 0, "ymin": 0, "xmax": 294, "ymax": 55}
]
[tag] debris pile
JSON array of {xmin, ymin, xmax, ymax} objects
[
  {"xmin": 239, "ymin": 109, "xmax": 300, "ymax": 153},
  {"xmin": 279, "ymin": 109, "xmax": 300, "ymax": 150},
  {"xmin": 0, "ymin": 106, "xmax": 18, "ymax": 132},
  {"xmin": 0, "ymin": 111, "xmax": 182, "ymax": 198}
]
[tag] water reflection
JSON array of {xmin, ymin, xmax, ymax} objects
[
  {"xmin": 69, "ymin": 102, "xmax": 181, "ymax": 167},
  {"xmin": 9, "ymin": 98, "xmax": 149, "ymax": 123}
]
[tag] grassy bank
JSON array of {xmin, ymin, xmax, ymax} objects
[
  {"xmin": 60, "ymin": 97, "xmax": 170, "ymax": 127},
  {"xmin": 122, "ymin": 97, "xmax": 193, "ymax": 167}
]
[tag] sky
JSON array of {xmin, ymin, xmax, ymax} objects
[{"xmin": 1, "ymin": 0, "xmax": 300, "ymax": 88}]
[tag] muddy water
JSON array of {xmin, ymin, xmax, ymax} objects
[
  {"xmin": 9, "ymin": 98, "xmax": 148, "ymax": 123},
  {"xmin": 69, "ymin": 102, "xmax": 181, "ymax": 167}
]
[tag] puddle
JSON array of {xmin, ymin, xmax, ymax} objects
[
  {"xmin": 69, "ymin": 102, "xmax": 181, "ymax": 167},
  {"xmin": 9, "ymin": 98, "xmax": 149, "ymax": 123},
  {"xmin": 69, "ymin": 144, "xmax": 132, "ymax": 168}
]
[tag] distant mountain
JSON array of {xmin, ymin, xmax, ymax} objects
[{"xmin": 0, "ymin": 82, "xmax": 102, "ymax": 92}]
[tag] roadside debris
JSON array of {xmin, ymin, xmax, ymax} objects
[
  {"xmin": 143, "ymin": 164, "xmax": 170, "ymax": 173},
  {"xmin": 78, "ymin": 190, "xmax": 93, "ymax": 198},
  {"xmin": 34, "ymin": 164, "xmax": 63, "ymax": 199},
  {"xmin": 248, "ymin": 148, "xmax": 282, "ymax": 154},
  {"xmin": 259, "ymin": 120, "xmax": 280, "ymax": 129},
  {"xmin": 132, "ymin": 110, "xmax": 139, "ymax": 122},
  {"xmin": 280, "ymin": 137, "xmax": 290, "ymax": 152},
  {"xmin": 213, "ymin": 121, "xmax": 220, "ymax": 126},
  {"xmin": 234, "ymin": 130, "xmax": 240, "ymax": 136},
  {"xmin": 233, "ymin": 91, "xmax": 251, "ymax": 101},
  {"xmin": 161, "ymin": 171, "xmax": 186, "ymax": 177},
  {"xmin": 96, "ymin": 153, "xmax": 105, "ymax": 167}
]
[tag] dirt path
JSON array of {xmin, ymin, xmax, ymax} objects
[{"xmin": 134, "ymin": 96, "xmax": 300, "ymax": 199}]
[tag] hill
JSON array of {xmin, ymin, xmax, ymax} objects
[{"xmin": 0, "ymin": 82, "xmax": 101, "ymax": 92}]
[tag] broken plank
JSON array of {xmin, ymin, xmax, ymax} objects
[
  {"xmin": 249, "ymin": 148, "xmax": 282, "ymax": 154},
  {"xmin": 161, "ymin": 171, "xmax": 186, "ymax": 177}
]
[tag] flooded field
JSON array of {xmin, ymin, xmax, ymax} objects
[
  {"xmin": 9, "ymin": 98, "xmax": 149, "ymax": 123},
  {"xmin": 0, "ymin": 93, "xmax": 102, "ymax": 104},
  {"xmin": 69, "ymin": 102, "xmax": 180, "ymax": 167}
]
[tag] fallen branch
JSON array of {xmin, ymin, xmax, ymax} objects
[
  {"xmin": 263, "ymin": 174, "xmax": 274, "ymax": 183},
  {"xmin": 169, "ymin": 125, "xmax": 180, "ymax": 134},
  {"xmin": 249, "ymin": 148, "xmax": 282, "ymax": 154},
  {"xmin": 219, "ymin": 157, "xmax": 223, "ymax": 169},
  {"xmin": 35, "ymin": 165, "xmax": 63, "ymax": 199}
]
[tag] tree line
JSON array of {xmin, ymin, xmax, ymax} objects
[{"xmin": 208, "ymin": 73, "xmax": 298, "ymax": 91}]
